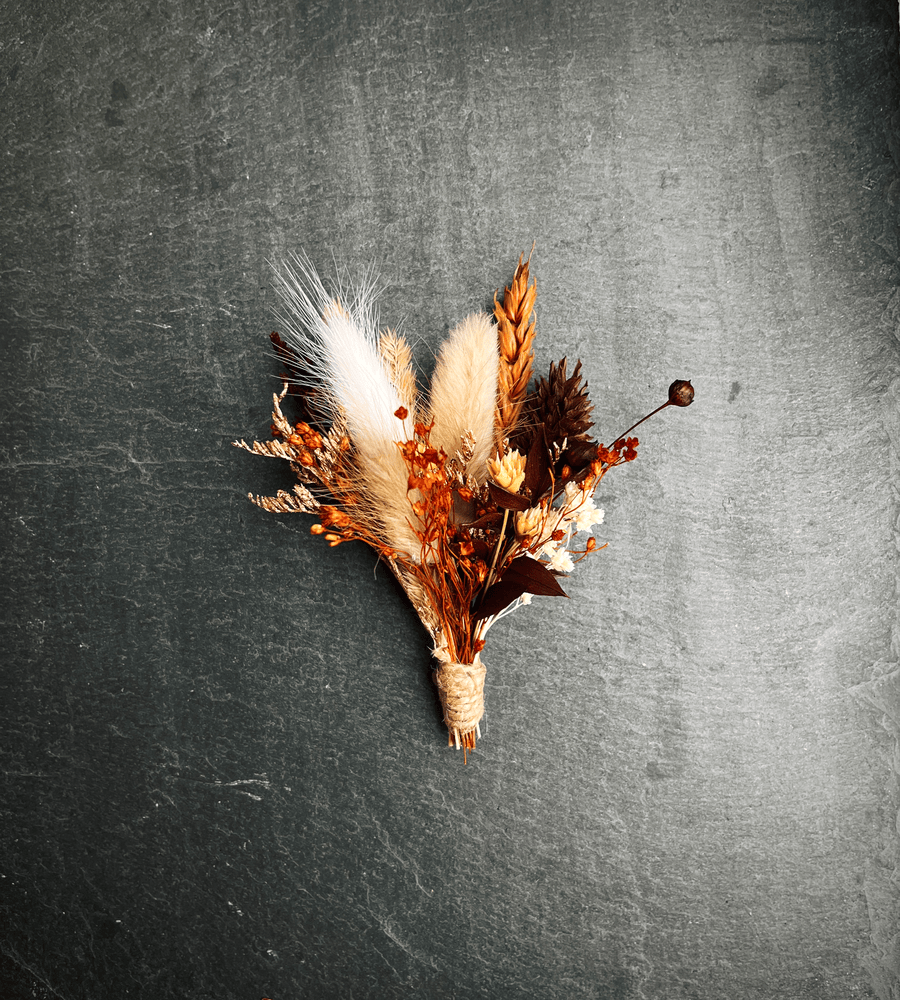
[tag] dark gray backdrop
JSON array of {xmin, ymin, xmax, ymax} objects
[{"xmin": 2, "ymin": 1, "xmax": 899, "ymax": 998}]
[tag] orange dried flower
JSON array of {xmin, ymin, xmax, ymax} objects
[
  {"xmin": 294, "ymin": 422, "xmax": 323, "ymax": 449},
  {"xmin": 457, "ymin": 536, "xmax": 475, "ymax": 557},
  {"xmin": 320, "ymin": 506, "xmax": 352, "ymax": 528}
]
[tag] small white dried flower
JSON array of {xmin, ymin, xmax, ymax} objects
[
  {"xmin": 538, "ymin": 538, "xmax": 557, "ymax": 558},
  {"xmin": 563, "ymin": 481, "xmax": 582, "ymax": 502},
  {"xmin": 573, "ymin": 501, "xmax": 605, "ymax": 534},
  {"xmin": 546, "ymin": 547, "xmax": 575, "ymax": 573},
  {"xmin": 560, "ymin": 481, "xmax": 604, "ymax": 534}
]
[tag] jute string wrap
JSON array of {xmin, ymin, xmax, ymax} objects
[{"xmin": 434, "ymin": 657, "xmax": 486, "ymax": 748}]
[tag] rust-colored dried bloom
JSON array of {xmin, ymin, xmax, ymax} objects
[
  {"xmin": 621, "ymin": 437, "xmax": 639, "ymax": 462},
  {"xmin": 668, "ymin": 379, "xmax": 694, "ymax": 407}
]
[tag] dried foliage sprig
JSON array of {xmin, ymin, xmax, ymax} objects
[{"xmin": 235, "ymin": 254, "xmax": 694, "ymax": 760}]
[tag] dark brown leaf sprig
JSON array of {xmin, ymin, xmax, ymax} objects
[{"xmin": 235, "ymin": 252, "xmax": 694, "ymax": 758}]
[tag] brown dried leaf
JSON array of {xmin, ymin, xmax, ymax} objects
[
  {"xmin": 500, "ymin": 555, "xmax": 568, "ymax": 597},
  {"xmin": 473, "ymin": 555, "xmax": 568, "ymax": 620},
  {"xmin": 473, "ymin": 579, "xmax": 528, "ymax": 620},
  {"xmin": 523, "ymin": 427, "xmax": 551, "ymax": 500},
  {"xmin": 487, "ymin": 481, "xmax": 532, "ymax": 511}
]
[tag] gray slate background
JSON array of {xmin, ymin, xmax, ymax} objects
[{"xmin": 2, "ymin": 1, "xmax": 900, "ymax": 998}]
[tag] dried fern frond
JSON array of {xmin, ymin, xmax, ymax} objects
[
  {"xmin": 234, "ymin": 436, "xmax": 297, "ymax": 462},
  {"xmin": 494, "ymin": 253, "xmax": 537, "ymax": 445},
  {"xmin": 234, "ymin": 386, "xmax": 324, "ymax": 485},
  {"xmin": 249, "ymin": 483, "xmax": 319, "ymax": 514}
]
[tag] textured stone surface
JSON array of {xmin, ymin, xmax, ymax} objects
[{"xmin": 1, "ymin": 1, "xmax": 899, "ymax": 998}]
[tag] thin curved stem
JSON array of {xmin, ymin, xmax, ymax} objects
[{"xmin": 613, "ymin": 400, "xmax": 671, "ymax": 444}]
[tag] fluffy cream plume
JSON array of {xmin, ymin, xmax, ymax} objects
[
  {"xmin": 427, "ymin": 313, "xmax": 500, "ymax": 482},
  {"xmin": 270, "ymin": 254, "xmax": 422, "ymax": 559}
]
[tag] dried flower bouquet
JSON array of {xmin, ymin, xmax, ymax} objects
[{"xmin": 235, "ymin": 253, "xmax": 693, "ymax": 758}]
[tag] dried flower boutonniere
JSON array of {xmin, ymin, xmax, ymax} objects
[{"xmin": 235, "ymin": 253, "xmax": 693, "ymax": 759}]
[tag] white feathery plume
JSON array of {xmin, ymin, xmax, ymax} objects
[
  {"xmin": 427, "ymin": 313, "xmax": 500, "ymax": 482},
  {"xmin": 270, "ymin": 254, "xmax": 422, "ymax": 559}
]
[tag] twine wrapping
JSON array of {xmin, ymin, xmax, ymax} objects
[{"xmin": 434, "ymin": 658, "xmax": 486, "ymax": 749}]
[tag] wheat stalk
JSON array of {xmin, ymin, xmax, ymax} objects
[
  {"xmin": 378, "ymin": 329, "xmax": 418, "ymax": 417},
  {"xmin": 494, "ymin": 252, "xmax": 537, "ymax": 445}
]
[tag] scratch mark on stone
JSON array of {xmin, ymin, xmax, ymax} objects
[
  {"xmin": 371, "ymin": 913, "xmax": 438, "ymax": 972},
  {"xmin": 367, "ymin": 812, "xmax": 433, "ymax": 896}
]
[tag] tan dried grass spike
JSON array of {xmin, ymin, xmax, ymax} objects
[
  {"xmin": 494, "ymin": 253, "xmax": 537, "ymax": 444},
  {"xmin": 378, "ymin": 329, "xmax": 418, "ymax": 414}
]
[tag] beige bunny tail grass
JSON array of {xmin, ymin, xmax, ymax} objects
[{"xmin": 427, "ymin": 313, "xmax": 499, "ymax": 482}]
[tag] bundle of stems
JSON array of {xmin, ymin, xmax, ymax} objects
[{"xmin": 235, "ymin": 252, "xmax": 693, "ymax": 759}]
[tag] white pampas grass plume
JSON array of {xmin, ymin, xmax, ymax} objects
[
  {"xmin": 270, "ymin": 254, "xmax": 421, "ymax": 559},
  {"xmin": 428, "ymin": 313, "xmax": 500, "ymax": 482}
]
